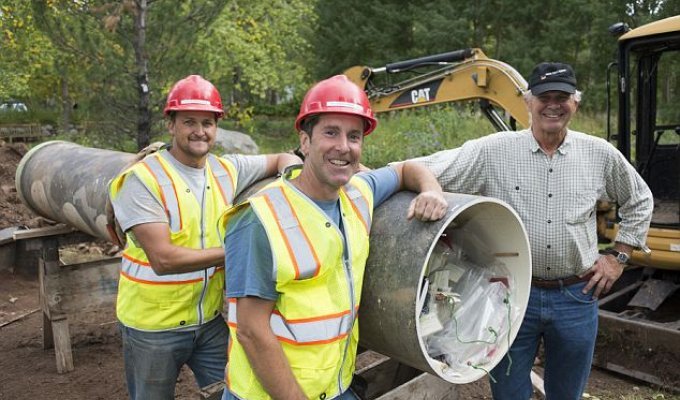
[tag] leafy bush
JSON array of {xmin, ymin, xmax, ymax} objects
[{"xmin": 362, "ymin": 105, "xmax": 501, "ymax": 168}]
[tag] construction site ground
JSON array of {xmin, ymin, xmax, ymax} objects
[{"xmin": 0, "ymin": 142, "xmax": 676, "ymax": 400}]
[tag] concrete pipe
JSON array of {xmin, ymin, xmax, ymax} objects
[
  {"xmin": 15, "ymin": 141, "xmax": 136, "ymax": 240},
  {"xmin": 361, "ymin": 191, "xmax": 531, "ymax": 384},
  {"xmin": 17, "ymin": 141, "xmax": 532, "ymax": 384}
]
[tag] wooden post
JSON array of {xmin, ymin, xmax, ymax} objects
[{"xmin": 38, "ymin": 236, "xmax": 76, "ymax": 373}]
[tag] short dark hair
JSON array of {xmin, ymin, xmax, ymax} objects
[
  {"xmin": 299, "ymin": 114, "xmax": 320, "ymax": 136},
  {"xmin": 299, "ymin": 113, "xmax": 370, "ymax": 136}
]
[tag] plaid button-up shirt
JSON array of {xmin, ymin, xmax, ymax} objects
[{"xmin": 414, "ymin": 129, "xmax": 653, "ymax": 279}]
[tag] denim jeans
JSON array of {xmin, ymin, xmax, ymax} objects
[
  {"xmin": 489, "ymin": 281, "xmax": 598, "ymax": 400},
  {"xmin": 120, "ymin": 315, "xmax": 229, "ymax": 400}
]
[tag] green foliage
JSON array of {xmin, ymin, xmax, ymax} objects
[
  {"xmin": 0, "ymin": 108, "xmax": 59, "ymax": 125},
  {"xmin": 199, "ymin": 0, "xmax": 316, "ymax": 128},
  {"xmin": 245, "ymin": 106, "xmax": 610, "ymax": 170},
  {"xmin": 312, "ymin": 0, "xmax": 420, "ymax": 78},
  {"xmin": 31, "ymin": 0, "xmax": 229, "ymax": 148},
  {"xmin": 2, "ymin": 0, "xmax": 677, "ymax": 154},
  {"xmin": 50, "ymin": 129, "xmax": 138, "ymax": 153},
  {"xmin": 0, "ymin": 1, "xmax": 61, "ymax": 101},
  {"xmin": 362, "ymin": 106, "xmax": 502, "ymax": 168},
  {"xmin": 309, "ymin": 0, "xmax": 678, "ymax": 116},
  {"xmin": 224, "ymin": 115, "xmax": 299, "ymax": 154}
]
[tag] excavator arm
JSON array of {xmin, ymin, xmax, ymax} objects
[{"xmin": 343, "ymin": 48, "xmax": 529, "ymax": 131}]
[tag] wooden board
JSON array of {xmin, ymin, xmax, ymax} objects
[
  {"xmin": 12, "ymin": 225, "xmax": 76, "ymax": 240},
  {"xmin": 373, "ymin": 372, "xmax": 458, "ymax": 400},
  {"xmin": 42, "ymin": 257, "xmax": 120, "ymax": 315},
  {"xmin": 355, "ymin": 352, "xmax": 459, "ymax": 400}
]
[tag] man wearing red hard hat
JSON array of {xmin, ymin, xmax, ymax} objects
[
  {"xmin": 220, "ymin": 75, "xmax": 448, "ymax": 400},
  {"xmin": 109, "ymin": 75, "xmax": 300, "ymax": 400}
]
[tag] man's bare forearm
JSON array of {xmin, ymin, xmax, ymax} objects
[{"xmin": 237, "ymin": 297, "xmax": 307, "ymax": 400}]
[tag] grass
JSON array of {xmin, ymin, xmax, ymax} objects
[
  {"xmin": 245, "ymin": 105, "xmax": 610, "ymax": 168},
  {"xmin": 11, "ymin": 104, "xmax": 611, "ymax": 165}
]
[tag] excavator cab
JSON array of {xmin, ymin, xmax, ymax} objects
[
  {"xmin": 606, "ymin": 16, "xmax": 680, "ymax": 268},
  {"xmin": 343, "ymin": 48, "xmax": 530, "ymax": 132},
  {"xmin": 594, "ymin": 16, "xmax": 680, "ymax": 389}
]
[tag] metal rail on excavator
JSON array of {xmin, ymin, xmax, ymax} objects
[{"xmin": 343, "ymin": 48, "xmax": 529, "ymax": 132}]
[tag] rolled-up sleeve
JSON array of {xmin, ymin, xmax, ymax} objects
[
  {"xmin": 409, "ymin": 138, "xmax": 486, "ymax": 194},
  {"xmin": 606, "ymin": 150, "xmax": 653, "ymax": 248}
]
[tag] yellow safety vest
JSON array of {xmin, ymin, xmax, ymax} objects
[
  {"xmin": 109, "ymin": 150, "xmax": 238, "ymax": 331},
  {"xmin": 223, "ymin": 168, "xmax": 374, "ymax": 400}
]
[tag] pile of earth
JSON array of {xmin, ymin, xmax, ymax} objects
[{"xmin": 0, "ymin": 141, "xmax": 46, "ymax": 230}]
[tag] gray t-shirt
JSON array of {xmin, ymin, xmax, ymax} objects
[{"xmin": 113, "ymin": 150, "xmax": 268, "ymax": 232}]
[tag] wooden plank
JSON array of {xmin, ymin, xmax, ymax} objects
[
  {"xmin": 356, "ymin": 356, "xmax": 423, "ymax": 399},
  {"xmin": 199, "ymin": 381, "xmax": 225, "ymax": 400},
  {"xmin": 51, "ymin": 315, "xmax": 74, "ymax": 373},
  {"xmin": 0, "ymin": 242, "xmax": 15, "ymax": 271},
  {"xmin": 43, "ymin": 257, "xmax": 120, "ymax": 315},
  {"xmin": 13, "ymin": 225, "xmax": 76, "ymax": 240},
  {"xmin": 0, "ymin": 308, "xmax": 39, "ymax": 328},
  {"xmin": 357, "ymin": 357, "xmax": 403, "ymax": 398},
  {"xmin": 42, "ymin": 311, "xmax": 54, "ymax": 350},
  {"xmin": 0, "ymin": 226, "xmax": 21, "ymax": 246},
  {"xmin": 0, "ymin": 124, "xmax": 43, "ymax": 140},
  {"xmin": 373, "ymin": 372, "xmax": 458, "ymax": 400},
  {"xmin": 39, "ymin": 257, "xmax": 54, "ymax": 350}
]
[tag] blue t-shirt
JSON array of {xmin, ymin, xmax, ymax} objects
[{"xmin": 224, "ymin": 167, "xmax": 399, "ymax": 301}]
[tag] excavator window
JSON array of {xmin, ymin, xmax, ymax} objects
[{"xmin": 627, "ymin": 46, "xmax": 680, "ymax": 227}]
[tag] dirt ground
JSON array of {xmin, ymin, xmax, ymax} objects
[
  {"xmin": 1, "ymin": 271, "xmax": 677, "ymax": 400},
  {"xmin": 0, "ymin": 140, "xmax": 677, "ymax": 400}
]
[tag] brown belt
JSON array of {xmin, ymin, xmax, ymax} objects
[{"xmin": 531, "ymin": 272, "xmax": 594, "ymax": 289}]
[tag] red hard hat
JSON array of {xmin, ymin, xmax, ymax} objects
[
  {"xmin": 163, "ymin": 75, "xmax": 224, "ymax": 119},
  {"xmin": 295, "ymin": 75, "xmax": 377, "ymax": 135}
]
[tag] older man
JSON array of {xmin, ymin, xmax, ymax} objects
[{"xmin": 412, "ymin": 62, "xmax": 653, "ymax": 400}]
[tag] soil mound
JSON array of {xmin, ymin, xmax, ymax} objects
[{"xmin": 0, "ymin": 141, "xmax": 46, "ymax": 229}]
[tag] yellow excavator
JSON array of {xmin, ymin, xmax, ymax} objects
[
  {"xmin": 343, "ymin": 38, "xmax": 679, "ymax": 271},
  {"xmin": 594, "ymin": 16, "xmax": 679, "ymax": 389},
  {"xmin": 343, "ymin": 19, "xmax": 680, "ymax": 387},
  {"xmin": 343, "ymin": 48, "xmax": 529, "ymax": 132},
  {"xmin": 603, "ymin": 16, "xmax": 680, "ymax": 271}
]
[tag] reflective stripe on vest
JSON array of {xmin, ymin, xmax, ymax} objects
[
  {"xmin": 121, "ymin": 254, "xmax": 224, "ymax": 284},
  {"xmin": 142, "ymin": 156, "xmax": 182, "ymax": 232},
  {"xmin": 256, "ymin": 186, "xmax": 321, "ymax": 280},
  {"xmin": 207, "ymin": 157, "xmax": 235, "ymax": 205},
  {"xmin": 343, "ymin": 183, "xmax": 372, "ymax": 234},
  {"xmin": 225, "ymin": 174, "xmax": 374, "ymax": 400},
  {"xmin": 227, "ymin": 299, "xmax": 358, "ymax": 345}
]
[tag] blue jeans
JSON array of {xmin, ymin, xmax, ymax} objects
[
  {"xmin": 489, "ymin": 281, "xmax": 598, "ymax": 400},
  {"xmin": 120, "ymin": 316, "xmax": 228, "ymax": 400}
]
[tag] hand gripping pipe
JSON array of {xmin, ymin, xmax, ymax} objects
[{"xmin": 16, "ymin": 141, "xmax": 532, "ymax": 384}]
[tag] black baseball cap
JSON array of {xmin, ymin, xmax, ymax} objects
[{"xmin": 528, "ymin": 62, "xmax": 577, "ymax": 95}]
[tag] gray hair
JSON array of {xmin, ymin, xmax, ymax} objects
[{"xmin": 523, "ymin": 90, "xmax": 582, "ymax": 103}]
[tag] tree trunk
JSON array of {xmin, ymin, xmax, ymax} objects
[
  {"xmin": 59, "ymin": 63, "xmax": 71, "ymax": 132},
  {"xmin": 134, "ymin": 0, "xmax": 151, "ymax": 150}
]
